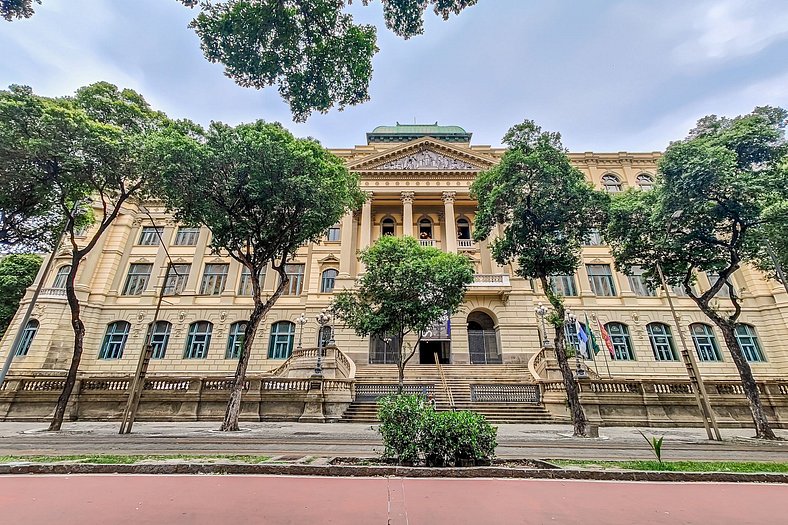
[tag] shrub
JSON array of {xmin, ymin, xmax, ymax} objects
[
  {"xmin": 377, "ymin": 394, "xmax": 426, "ymax": 464},
  {"xmin": 377, "ymin": 395, "xmax": 498, "ymax": 466}
]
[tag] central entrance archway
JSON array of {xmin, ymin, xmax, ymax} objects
[{"xmin": 467, "ymin": 311, "xmax": 502, "ymax": 364}]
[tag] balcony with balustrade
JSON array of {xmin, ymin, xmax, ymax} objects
[{"xmin": 467, "ymin": 274, "xmax": 512, "ymax": 297}]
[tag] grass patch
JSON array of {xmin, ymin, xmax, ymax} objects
[
  {"xmin": 551, "ymin": 459, "xmax": 788, "ymax": 474},
  {"xmin": 0, "ymin": 454, "xmax": 271, "ymax": 465}
]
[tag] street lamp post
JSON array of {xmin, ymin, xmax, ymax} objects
[
  {"xmin": 314, "ymin": 309, "xmax": 331, "ymax": 376},
  {"xmin": 534, "ymin": 303, "xmax": 552, "ymax": 348},
  {"xmin": 296, "ymin": 313, "xmax": 307, "ymax": 351}
]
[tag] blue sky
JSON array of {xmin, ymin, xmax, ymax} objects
[{"xmin": 1, "ymin": 0, "xmax": 787, "ymax": 151}]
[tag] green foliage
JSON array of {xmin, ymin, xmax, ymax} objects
[
  {"xmin": 377, "ymin": 394, "xmax": 498, "ymax": 466},
  {"xmin": 637, "ymin": 430, "xmax": 664, "ymax": 464},
  {"xmin": 472, "ymin": 119, "xmax": 609, "ymax": 283},
  {"xmin": 0, "ymin": 0, "xmax": 38, "ymax": 21},
  {"xmin": 377, "ymin": 394, "xmax": 425, "ymax": 464},
  {"xmin": 552, "ymin": 459, "xmax": 788, "ymax": 473},
  {"xmin": 331, "ymin": 236, "xmax": 474, "ymax": 374},
  {"xmin": 606, "ymin": 106, "xmax": 788, "ymax": 309},
  {"xmin": 0, "ymin": 254, "xmax": 42, "ymax": 337}
]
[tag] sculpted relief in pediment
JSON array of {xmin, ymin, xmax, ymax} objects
[{"xmin": 375, "ymin": 149, "xmax": 476, "ymax": 170}]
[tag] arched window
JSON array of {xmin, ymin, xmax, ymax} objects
[
  {"xmin": 149, "ymin": 320, "xmax": 171, "ymax": 359},
  {"xmin": 14, "ymin": 319, "xmax": 39, "ymax": 356},
  {"xmin": 268, "ymin": 321, "xmax": 295, "ymax": 359},
  {"xmin": 184, "ymin": 321, "xmax": 212, "ymax": 359},
  {"xmin": 52, "ymin": 265, "xmax": 71, "ymax": 289},
  {"xmin": 321, "ymin": 269, "xmax": 338, "ymax": 293},
  {"xmin": 690, "ymin": 323, "xmax": 721, "ymax": 361},
  {"xmin": 318, "ymin": 325, "xmax": 333, "ymax": 348},
  {"xmin": 226, "ymin": 321, "xmax": 247, "ymax": 359},
  {"xmin": 647, "ymin": 323, "xmax": 677, "ymax": 361},
  {"xmin": 381, "ymin": 217, "xmax": 396, "ymax": 236},
  {"xmin": 601, "ymin": 174, "xmax": 622, "ymax": 193},
  {"xmin": 418, "ymin": 218, "xmax": 433, "ymax": 239},
  {"xmin": 457, "ymin": 218, "xmax": 471, "ymax": 240},
  {"xmin": 636, "ymin": 174, "xmax": 654, "ymax": 191},
  {"xmin": 605, "ymin": 322, "xmax": 635, "ymax": 360},
  {"xmin": 99, "ymin": 321, "xmax": 131, "ymax": 359},
  {"xmin": 735, "ymin": 324, "xmax": 765, "ymax": 362}
]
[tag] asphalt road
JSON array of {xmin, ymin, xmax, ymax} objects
[
  {"xmin": 0, "ymin": 422, "xmax": 786, "ymax": 461},
  {"xmin": 2, "ymin": 474, "xmax": 786, "ymax": 524}
]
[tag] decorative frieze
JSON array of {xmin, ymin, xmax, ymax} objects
[{"xmin": 377, "ymin": 149, "xmax": 476, "ymax": 170}]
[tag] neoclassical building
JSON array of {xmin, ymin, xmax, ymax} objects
[{"xmin": 4, "ymin": 123, "xmax": 788, "ymax": 384}]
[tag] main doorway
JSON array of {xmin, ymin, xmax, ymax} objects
[
  {"xmin": 467, "ymin": 311, "xmax": 502, "ymax": 364},
  {"xmin": 419, "ymin": 340, "xmax": 450, "ymax": 364}
]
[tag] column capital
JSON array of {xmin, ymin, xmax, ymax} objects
[
  {"xmin": 400, "ymin": 191, "xmax": 415, "ymax": 204},
  {"xmin": 441, "ymin": 191, "xmax": 456, "ymax": 203}
]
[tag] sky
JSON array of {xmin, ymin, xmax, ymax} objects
[{"xmin": 1, "ymin": 0, "xmax": 787, "ymax": 152}]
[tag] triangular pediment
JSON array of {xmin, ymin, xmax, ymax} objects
[{"xmin": 347, "ymin": 137, "xmax": 496, "ymax": 171}]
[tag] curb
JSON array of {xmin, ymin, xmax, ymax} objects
[{"xmin": 0, "ymin": 462, "xmax": 787, "ymax": 483}]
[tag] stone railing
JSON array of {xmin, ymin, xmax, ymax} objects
[
  {"xmin": 38, "ymin": 288, "xmax": 67, "ymax": 298},
  {"xmin": 538, "ymin": 377, "xmax": 788, "ymax": 429},
  {"xmin": 419, "ymin": 239, "xmax": 436, "ymax": 247},
  {"xmin": 469, "ymin": 274, "xmax": 511, "ymax": 287},
  {"xmin": 354, "ymin": 383, "xmax": 434, "ymax": 402},
  {"xmin": 457, "ymin": 239, "xmax": 475, "ymax": 250},
  {"xmin": 470, "ymin": 384, "xmax": 540, "ymax": 403},
  {"xmin": 0, "ymin": 373, "xmax": 354, "ymax": 423},
  {"xmin": 266, "ymin": 346, "xmax": 356, "ymax": 380},
  {"xmin": 527, "ymin": 347, "xmax": 548, "ymax": 381}
]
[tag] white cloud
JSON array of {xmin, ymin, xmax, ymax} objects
[{"xmin": 673, "ymin": 0, "xmax": 788, "ymax": 64}]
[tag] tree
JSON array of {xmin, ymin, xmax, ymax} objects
[
  {"xmin": 332, "ymin": 235, "xmax": 474, "ymax": 392},
  {"xmin": 0, "ymin": 254, "xmax": 42, "ymax": 338},
  {"xmin": 2, "ymin": 0, "xmax": 478, "ymax": 122},
  {"xmin": 0, "ymin": 86, "xmax": 65, "ymax": 252},
  {"xmin": 471, "ymin": 120, "xmax": 609, "ymax": 437},
  {"xmin": 606, "ymin": 107, "xmax": 788, "ymax": 440},
  {"xmin": 0, "ymin": 82, "xmax": 170, "ymax": 431},
  {"xmin": 152, "ymin": 120, "xmax": 363, "ymax": 431}
]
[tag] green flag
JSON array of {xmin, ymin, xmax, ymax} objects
[{"xmin": 585, "ymin": 313, "xmax": 601, "ymax": 355}]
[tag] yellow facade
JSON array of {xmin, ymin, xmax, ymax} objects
[{"xmin": 4, "ymin": 125, "xmax": 788, "ymax": 381}]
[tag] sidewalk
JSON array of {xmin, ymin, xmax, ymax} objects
[{"xmin": 1, "ymin": 421, "xmax": 786, "ymax": 461}]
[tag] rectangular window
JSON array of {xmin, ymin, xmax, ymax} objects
[
  {"xmin": 199, "ymin": 263, "xmax": 229, "ymax": 295},
  {"xmin": 122, "ymin": 263, "xmax": 153, "ymax": 295},
  {"xmin": 281, "ymin": 263, "xmax": 305, "ymax": 296},
  {"xmin": 174, "ymin": 227, "xmax": 200, "ymax": 246},
  {"xmin": 549, "ymin": 274, "xmax": 577, "ymax": 297},
  {"xmin": 627, "ymin": 266, "xmax": 655, "ymax": 297},
  {"xmin": 586, "ymin": 264, "xmax": 616, "ymax": 296},
  {"xmin": 708, "ymin": 273, "xmax": 735, "ymax": 298},
  {"xmin": 326, "ymin": 224, "xmax": 341, "ymax": 242},
  {"xmin": 584, "ymin": 229, "xmax": 603, "ymax": 246},
  {"xmin": 238, "ymin": 266, "xmax": 266, "ymax": 296},
  {"xmin": 164, "ymin": 264, "xmax": 191, "ymax": 295},
  {"xmin": 138, "ymin": 226, "xmax": 163, "ymax": 246}
]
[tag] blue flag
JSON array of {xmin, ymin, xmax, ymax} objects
[{"xmin": 575, "ymin": 319, "xmax": 590, "ymax": 358}]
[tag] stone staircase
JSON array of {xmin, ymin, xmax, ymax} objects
[{"xmin": 341, "ymin": 364, "xmax": 554, "ymax": 424}]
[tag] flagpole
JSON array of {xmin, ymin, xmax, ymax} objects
[{"xmin": 591, "ymin": 313, "xmax": 612, "ymax": 378}]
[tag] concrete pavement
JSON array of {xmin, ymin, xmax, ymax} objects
[
  {"xmin": 2, "ymin": 474, "xmax": 787, "ymax": 524},
  {"xmin": 0, "ymin": 421, "xmax": 786, "ymax": 461}
]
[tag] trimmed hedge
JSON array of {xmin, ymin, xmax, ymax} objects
[{"xmin": 377, "ymin": 395, "xmax": 498, "ymax": 467}]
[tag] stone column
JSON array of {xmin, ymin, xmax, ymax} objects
[
  {"xmin": 442, "ymin": 191, "xmax": 457, "ymax": 252},
  {"xmin": 360, "ymin": 191, "xmax": 373, "ymax": 250},
  {"xmin": 338, "ymin": 211, "xmax": 354, "ymax": 277},
  {"xmin": 401, "ymin": 191, "xmax": 414, "ymax": 237}
]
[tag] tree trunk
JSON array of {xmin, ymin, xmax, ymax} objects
[
  {"xmin": 717, "ymin": 320, "xmax": 776, "ymax": 439},
  {"xmin": 397, "ymin": 362, "xmax": 405, "ymax": 394},
  {"xmin": 48, "ymin": 262, "xmax": 83, "ymax": 431},
  {"xmin": 540, "ymin": 276, "xmax": 588, "ymax": 437},
  {"xmin": 220, "ymin": 299, "xmax": 265, "ymax": 431}
]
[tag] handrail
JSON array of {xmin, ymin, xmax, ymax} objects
[{"xmin": 434, "ymin": 352, "xmax": 455, "ymax": 410}]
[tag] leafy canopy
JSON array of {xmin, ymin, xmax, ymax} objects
[
  {"xmin": 0, "ymin": 253, "xmax": 42, "ymax": 337},
  {"xmin": 332, "ymin": 235, "xmax": 474, "ymax": 339},
  {"xmin": 152, "ymin": 119, "xmax": 365, "ymax": 273},
  {"xmin": 472, "ymin": 120, "xmax": 609, "ymax": 280},
  {"xmin": 606, "ymin": 106, "xmax": 788, "ymax": 306},
  {"xmin": 3, "ymin": 0, "xmax": 478, "ymax": 121}
]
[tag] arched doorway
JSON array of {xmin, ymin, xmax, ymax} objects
[{"xmin": 467, "ymin": 311, "xmax": 501, "ymax": 364}]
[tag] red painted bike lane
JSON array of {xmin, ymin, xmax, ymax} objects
[{"xmin": 1, "ymin": 475, "xmax": 786, "ymax": 524}]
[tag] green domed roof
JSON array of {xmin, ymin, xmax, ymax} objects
[{"xmin": 367, "ymin": 122, "xmax": 471, "ymax": 143}]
